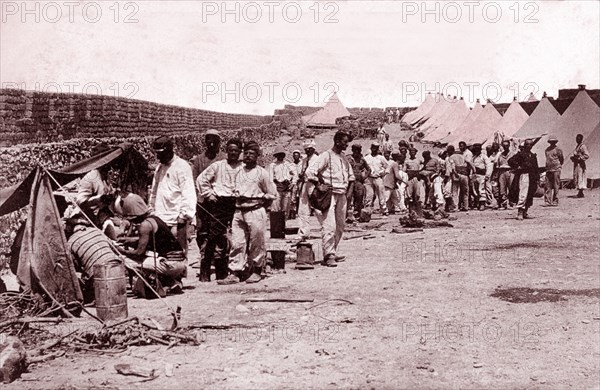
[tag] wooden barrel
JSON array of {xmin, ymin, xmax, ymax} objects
[{"xmin": 93, "ymin": 261, "xmax": 128, "ymax": 321}]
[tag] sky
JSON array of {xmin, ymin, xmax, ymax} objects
[{"xmin": 1, "ymin": 0, "xmax": 599, "ymax": 114}]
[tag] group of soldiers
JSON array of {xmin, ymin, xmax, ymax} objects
[
  {"xmin": 64, "ymin": 128, "xmax": 591, "ymax": 300},
  {"xmin": 343, "ymin": 132, "xmax": 591, "ymax": 222}
]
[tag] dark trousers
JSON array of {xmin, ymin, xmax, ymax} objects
[
  {"xmin": 198, "ymin": 197, "xmax": 236, "ymax": 280},
  {"xmin": 347, "ymin": 181, "xmax": 366, "ymax": 217}
]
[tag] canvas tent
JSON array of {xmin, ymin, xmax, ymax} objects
[
  {"xmin": 419, "ymin": 96, "xmax": 458, "ymax": 135},
  {"xmin": 530, "ymin": 89, "xmax": 600, "ymax": 178},
  {"xmin": 0, "ymin": 143, "xmax": 148, "ymax": 310},
  {"xmin": 415, "ymin": 95, "xmax": 454, "ymax": 133},
  {"xmin": 422, "ymin": 97, "xmax": 470, "ymax": 143},
  {"xmin": 512, "ymin": 94, "xmax": 561, "ymax": 139},
  {"xmin": 409, "ymin": 93, "xmax": 444, "ymax": 127},
  {"xmin": 439, "ymin": 99, "xmax": 484, "ymax": 145},
  {"xmin": 445, "ymin": 100, "xmax": 502, "ymax": 145},
  {"xmin": 401, "ymin": 93, "xmax": 436, "ymax": 125},
  {"xmin": 302, "ymin": 93, "xmax": 351, "ymax": 128},
  {"xmin": 486, "ymin": 98, "xmax": 537, "ymax": 145}
]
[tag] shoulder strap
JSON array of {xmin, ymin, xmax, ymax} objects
[{"xmin": 329, "ymin": 151, "xmax": 333, "ymax": 185}]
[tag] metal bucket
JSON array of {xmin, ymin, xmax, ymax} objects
[
  {"xmin": 93, "ymin": 261, "xmax": 128, "ymax": 321},
  {"xmin": 295, "ymin": 241, "xmax": 314, "ymax": 269}
]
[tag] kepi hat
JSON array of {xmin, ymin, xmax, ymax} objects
[
  {"xmin": 302, "ymin": 139, "xmax": 316, "ymax": 149},
  {"xmin": 273, "ymin": 145, "xmax": 286, "ymax": 157}
]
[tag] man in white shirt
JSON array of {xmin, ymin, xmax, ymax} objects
[
  {"xmin": 297, "ymin": 139, "xmax": 319, "ymax": 240},
  {"xmin": 306, "ymin": 131, "xmax": 355, "ymax": 267},
  {"xmin": 149, "ymin": 136, "xmax": 197, "ymax": 256},
  {"xmin": 289, "ymin": 150, "xmax": 303, "ymax": 219},
  {"xmin": 364, "ymin": 142, "xmax": 389, "ymax": 215},
  {"xmin": 219, "ymin": 141, "xmax": 277, "ymax": 284},
  {"xmin": 269, "ymin": 146, "xmax": 296, "ymax": 217}
]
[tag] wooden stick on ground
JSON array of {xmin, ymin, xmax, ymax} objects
[
  {"xmin": 37, "ymin": 281, "xmax": 75, "ymax": 318},
  {"xmin": 187, "ymin": 323, "xmax": 264, "ymax": 330},
  {"xmin": 343, "ymin": 233, "xmax": 374, "ymax": 240},
  {"xmin": 0, "ymin": 317, "xmax": 62, "ymax": 328},
  {"xmin": 306, "ymin": 298, "xmax": 354, "ymax": 310},
  {"xmin": 28, "ymin": 350, "xmax": 66, "ymax": 364},
  {"xmin": 243, "ymin": 298, "xmax": 315, "ymax": 303}
]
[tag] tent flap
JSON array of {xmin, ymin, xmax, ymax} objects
[{"xmin": 17, "ymin": 168, "xmax": 83, "ymax": 304}]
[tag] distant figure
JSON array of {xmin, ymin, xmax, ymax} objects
[
  {"xmin": 383, "ymin": 151, "xmax": 408, "ymax": 214},
  {"xmin": 269, "ymin": 146, "xmax": 296, "ymax": 217},
  {"xmin": 377, "ymin": 124, "xmax": 387, "ymax": 145},
  {"xmin": 404, "ymin": 147, "xmax": 424, "ymax": 210},
  {"xmin": 544, "ymin": 135, "xmax": 564, "ymax": 206},
  {"xmin": 346, "ymin": 144, "xmax": 371, "ymax": 221},
  {"xmin": 297, "ymin": 139, "xmax": 319, "ymax": 240},
  {"xmin": 508, "ymin": 140, "xmax": 539, "ymax": 220},
  {"xmin": 571, "ymin": 133, "xmax": 590, "ymax": 198},
  {"xmin": 364, "ymin": 142, "xmax": 389, "ymax": 215},
  {"xmin": 446, "ymin": 145, "xmax": 470, "ymax": 212},
  {"xmin": 289, "ymin": 150, "xmax": 303, "ymax": 220},
  {"xmin": 495, "ymin": 141, "xmax": 514, "ymax": 209},
  {"xmin": 470, "ymin": 144, "xmax": 493, "ymax": 211},
  {"xmin": 382, "ymin": 133, "xmax": 394, "ymax": 154},
  {"xmin": 420, "ymin": 151, "xmax": 440, "ymax": 209}
]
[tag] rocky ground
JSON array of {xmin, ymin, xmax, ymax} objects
[{"xmin": 3, "ymin": 127, "xmax": 599, "ymax": 389}]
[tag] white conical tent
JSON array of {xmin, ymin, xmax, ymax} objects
[
  {"xmin": 423, "ymin": 98, "xmax": 470, "ymax": 142},
  {"xmin": 460, "ymin": 101, "xmax": 503, "ymax": 145},
  {"xmin": 419, "ymin": 96, "xmax": 457, "ymax": 135},
  {"xmin": 440, "ymin": 100, "xmax": 484, "ymax": 145},
  {"xmin": 485, "ymin": 98, "xmax": 533, "ymax": 145},
  {"xmin": 531, "ymin": 89, "xmax": 600, "ymax": 177},
  {"xmin": 410, "ymin": 93, "xmax": 443, "ymax": 126},
  {"xmin": 401, "ymin": 93, "xmax": 435, "ymax": 125},
  {"xmin": 416, "ymin": 95, "xmax": 454, "ymax": 132},
  {"xmin": 302, "ymin": 92, "xmax": 351, "ymax": 127},
  {"xmin": 513, "ymin": 96, "xmax": 561, "ymax": 139}
]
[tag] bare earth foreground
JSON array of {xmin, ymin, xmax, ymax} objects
[{"xmin": 5, "ymin": 131, "xmax": 600, "ymax": 389}]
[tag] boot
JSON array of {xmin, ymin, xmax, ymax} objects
[
  {"xmin": 214, "ymin": 257, "xmax": 229, "ymax": 281},
  {"xmin": 199, "ymin": 259, "xmax": 211, "ymax": 282},
  {"xmin": 516, "ymin": 209, "xmax": 523, "ymax": 220},
  {"xmin": 577, "ymin": 189, "xmax": 584, "ymax": 198},
  {"xmin": 523, "ymin": 208, "xmax": 529, "ymax": 219}
]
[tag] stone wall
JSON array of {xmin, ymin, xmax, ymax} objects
[{"xmin": 0, "ymin": 89, "xmax": 274, "ymax": 146}]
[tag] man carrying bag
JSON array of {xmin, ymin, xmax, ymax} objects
[{"xmin": 306, "ymin": 131, "xmax": 355, "ymax": 267}]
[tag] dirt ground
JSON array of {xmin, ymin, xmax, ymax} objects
[{"xmin": 4, "ymin": 128, "xmax": 600, "ymax": 389}]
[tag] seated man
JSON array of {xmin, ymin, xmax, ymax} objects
[
  {"xmin": 115, "ymin": 193, "xmax": 186, "ymax": 295},
  {"xmin": 65, "ymin": 216, "xmax": 122, "ymax": 304},
  {"xmin": 76, "ymin": 143, "xmax": 119, "ymax": 239}
]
